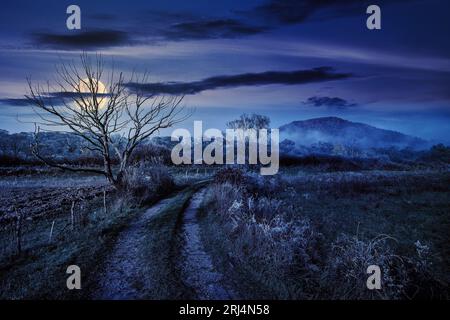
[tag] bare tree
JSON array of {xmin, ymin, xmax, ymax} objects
[
  {"xmin": 26, "ymin": 53, "xmax": 190, "ymax": 188},
  {"xmin": 225, "ymin": 113, "xmax": 271, "ymax": 165},
  {"xmin": 226, "ymin": 113, "xmax": 270, "ymax": 130}
]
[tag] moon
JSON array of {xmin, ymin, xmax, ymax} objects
[
  {"xmin": 78, "ymin": 78, "xmax": 107, "ymax": 94},
  {"xmin": 77, "ymin": 78, "xmax": 108, "ymax": 109}
]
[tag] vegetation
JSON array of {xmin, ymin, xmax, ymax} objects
[
  {"xmin": 0, "ymin": 163, "xmax": 181, "ymax": 299},
  {"xmin": 199, "ymin": 168, "xmax": 450, "ymax": 299},
  {"xmin": 0, "ymin": 193, "xmax": 139, "ymax": 299}
]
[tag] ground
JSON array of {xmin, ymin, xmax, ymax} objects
[{"xmin": 0, "ymin": 165, "xmax": 448, "ymax": 299}]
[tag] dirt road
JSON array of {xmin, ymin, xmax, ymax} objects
[
  {"xmin": 93, "ymin": 196, "xmax": 177, "ymax": 299},
  {"xmin": 93, "ymin": 187, "xmax": 238, "ymax": 299},
  {"xmin": 178, "ymin": 189, "xmax": 238, "ymax": 299}
]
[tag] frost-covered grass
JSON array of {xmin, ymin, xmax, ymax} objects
[
  {"xmin": 0, "ymin": 195, "xmax": 139, "ymax": 299},
  {"xmin": 199, "ymin": 168, "xmax": 450, "ymax": 299},
  {"xmin": 0, "ymin": 173, "xmax": 107, "ymax": 189},
  {"xmin": 169, "ymin": 166, "xmax": 217, "ymax": 185}
]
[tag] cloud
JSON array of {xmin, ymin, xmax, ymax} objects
[
  {"xmin": 125, "ymin": 67, "xmax": 352, "ymax": 95},
  {"xmin": 148, "ymin": 2, "xmax": 375, "ymax": 42},
  {"xmin": 30, "ymin": 19, "xmax": 264, "ymax": 49},
  {"xmin": 158, "ymin": 0, "xmax": 404, "ymax": 41},
  {"xmin": 32, "ymin": 30, "xmax": 131, "ymax": 49},
  {"xmin": 303, "ymin": 96, "xmax": 357, "ymax": 109},
  {"xmin": 24, "ymin": 0, "xmax": 413, "ymax": 50},
  {"xmin": 250, "ymin": 0, "xmax": 403, "ymax": 25},
  {"xmin": 251, "ymin": 0, "xmax": 359, "ymax": 25},
  {"xmin": 162, "ymin": 19, "xmax": 267, "ymax": 40},
  {"xmin": 0, "ymin": 98, "xmax": 31, "ymax": 107},
  {"xmin": 0, "ymin": 68, "xmax": 353, "ymax": 106},
  {"xmin": 0, "ymin": 92, "xmax": 110, "ymax": 107}
]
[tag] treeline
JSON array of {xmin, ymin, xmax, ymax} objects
[
  {"xmin": 279, "ymin": 144, "xmax": 450, "ymax": 171},
  {"xmin": 0, "ymin": 130, "xmax": 173, "ymax": 166},
  {"xmin": 1, "ymin": 129, "xmax": 449, "ymax": 168}
]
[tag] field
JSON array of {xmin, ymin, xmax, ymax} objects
[
  {"xmin": 0, "ymin": 163, "xmax": 449, "ymax": 299},
  {"xmin": 200, "ymin": 168, "xmax": 450, "ymax": 299}
]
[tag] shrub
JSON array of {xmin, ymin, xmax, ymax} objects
[
  {"xmin": 421, "ymin": 144, "xmax": 450, "ymax": 164},
  {"xmin": 322, "ymin": 235, "xmax": 445, "ymax": 299},
  {"xmin": 324, "ymin": 234, "xmax": 408, "ymax": 299},
  {"xmin": 205, "ymin": 182, "xmax": 323, "ymax": 298},
  {"xmin": 130, "ymin": 143, "xmax": 172, "ymax": 165},
  {"xmin": 213, "ymin": 167, "xmax": 248, "ymax": 186},
  {"xmin": 121, "ymin": 162, "xmax": 174, "ymax": 205}
]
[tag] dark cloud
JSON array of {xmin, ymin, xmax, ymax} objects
[
  {"xmin": 160, "ymin": 0, "xmax": 383, "ymax": 42},
  {"xmin": 0, "ymin": 92, "xmax": 110, "ymax": 107},
  {"xmin": 162, "ymin": 19, "xmax": 267, "ymax": 40},
  {"xmin": 125, "ymin": 67, "xmax": 352, "ymax": 95},
  {"xmin": 303, "ymin": 96, "xmax": 357, "ymax": 109},
  {"xmin": 250, "ymin": 0, "xmax": 407, "ymax": 25},
  {"xmin": 30, "ymin": 19, "xmax": 265, "ymax": 48},
  {"xmin": 252, "ymin": 0, "xmax": 360, "ymax": 25},
  {"xmin": 0, "ymin": 98, "xmax": 31, "ymax": 107},
  {"xmin": 1, "ymin": 69, "xmax": 352, "ymax": 106},
  {"xmin": 32, "ymin": 30, "xmax": 131, "ymax": 49}
]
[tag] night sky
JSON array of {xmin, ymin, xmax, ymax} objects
[{"xmin": 0, "ymin": 0, "xmax": 449, "ymax": 143}]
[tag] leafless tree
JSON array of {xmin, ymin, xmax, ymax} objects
[
  {"xmin": 26, "ymin": 53, "xmax": 190, "ymax": 188},
  {"xmin": 226, "ymin": 113, "xmax": 270, "ymax": 130},
  {"xmin": 225, "ymin": 113, "xmax": 271, "ymax": 165}
]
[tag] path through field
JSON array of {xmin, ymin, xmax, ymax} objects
[
  {"xmin": 93, "ymin": 195, "xmax": 177, "ymax": 299},
  {"xmin": 178, "ymin": 189, "xmax": 238, "ymax": 299},
  {"xmin": 93, "ymin": 187, "xmax": 238, "ymax": 299}
]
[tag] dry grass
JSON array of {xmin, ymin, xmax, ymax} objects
[{"xmin": 199, "ymin": 169, "xmax": 450, "ymax": 299}]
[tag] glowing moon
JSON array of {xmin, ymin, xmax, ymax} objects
[
  {"xmin": 77, "ymin": 78, "xmax": 108, "ymax": 109},
  {"xmin": 78, "ymin": 78, "xmax": 107, "ymax": 94}
]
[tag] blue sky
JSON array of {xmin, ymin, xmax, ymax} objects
[{"xmin": 0, "ymin": 0, "xmax": 449, "ymax": 143}]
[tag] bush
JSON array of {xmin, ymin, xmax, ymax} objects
[
  {"xmin": 324, "ymin": 234, "xmax": 408, "ymax": 299},
  {"xmin": 422, "ymin": 144, "xmax": 450, "ymax": 164},
  {"xmin": 130, "ymin": 143, "xmax": 172, "ymax": 165},
  {"xmin": 213, "ymin": 167, "xmax": 248, "ymax": 185},
  {"xmin": 122, "ymin": 163, "xmax": 174, "ymax": 205},
  {"xmin": 204, "ymin": 182, "xmax": 323, "ymax": 298}
]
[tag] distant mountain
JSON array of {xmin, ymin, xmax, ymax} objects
[{"xmin": 279, "ymin": 117, "xmax": 429, "ymax": 150}]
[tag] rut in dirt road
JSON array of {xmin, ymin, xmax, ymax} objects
[
  {"xmin": 93, "ymin": 196, "xmax": 175, "ymax": 300},
  {"xmin": 179, "ymin": 189, "xmax": 238, "ymax": 299}
]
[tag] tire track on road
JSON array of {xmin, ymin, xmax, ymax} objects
[{"xmin": 178, "ymin": 188, "xmax": 239, "ymax": 299}]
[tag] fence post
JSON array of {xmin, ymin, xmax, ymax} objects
[
  {"xmin": 71, "ymin": 201, "xmax": 75, "ymax": 230},
  {"xmin": 49, "ymin": 220, "xmax": 55, "ymax": 243},
  {"xmin": 103, "ymin": 190, "xmax": 107, "ymax": 215},
  {"xmin": 15, "ymin": 210, "xmax": 22, "ymax": 254}
]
